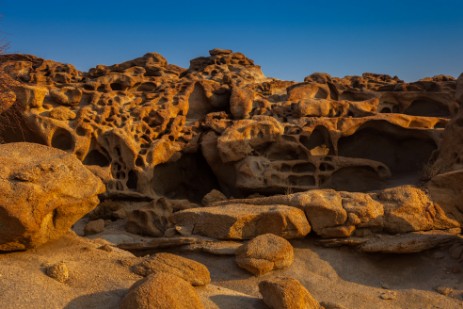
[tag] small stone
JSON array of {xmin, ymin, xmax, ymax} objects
[
  {"xmin": 435, "ymin": 286, "xmax": 453, "ymax": 296},
  {"xmin": 320, "ymin": 302, "xmax": 349, "ymax": 309},
  {"xmin": 164, "ymin": 227, "xmax": 177, "ymax": 237},
  {"xmin": 380, "ymin": 282, "xmax": 391, "ymax": 289},
  {"xmin": 45, "ymin": 262, "xmax": 69, "ymax": 283},
  {"xmin": 236, "ymin": 233, "xmax": 294, "ymax": 276},
  {"xmin": 201, "ymin": 189, "xmax": 227, "ymax": 206},
  {"xmin": 379, "ymin": 291, "xmax": 397, "ymax": 300},
  {"xmin": 98, "ymin": 244, "xmax": 113, "ymax": 252},
  {"xmin": 84, "ymin": 219, "xmax": 105, "ymax": 235}
]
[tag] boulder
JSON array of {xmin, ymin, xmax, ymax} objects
[
  {"xmin": 259, "ymin": 277, "xmax": 320, "ymax": 309},
  {"xmin": 173, "ymin": 204, "xmax": 311, "ymax": 240},
  {"xmin": 131, "ymin": 252, "xmax": 211, "ymax": 286},
  {"xmin": 236, "ymin": 233, "xmax": 294, "ymax": 276},
  {"xmin": 120, "ymin": 272, "xmax": 204, "ymax": 309},
  {"xmin": 0, "ymin": 142, "xmax": 105, "ymax": 251},
  {"xmin": 84, "ymin": 219, "xmax": 105, "ymax": 235}
]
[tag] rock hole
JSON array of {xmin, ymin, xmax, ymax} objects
[
  {"xmin": 321, "ymin": 166, "xmax": 383, "ymax": 192},
  {"xmin": 83, "ymin": 149, "xmax": 111, "ymax": 167},
  {"xmin": 292, "ymin": 163, "xmax": 316, "ymax": 173},
  {"xmin": 338, "ymin": 122, "xmax": 437, "ymax": 173},
  {"xmin": 403, "ymin": 99, "xmax": 450, "ymax": 117},
  {"xmin": 152, "ymin": 152, "xmax": 221, "ymax": 203},
  {"xmin": 319, "ymin": 162, "xmax": 335, "ymax": 171},
  {"xmin": 51, "ymin": 128, "xmax": 74, "ymax": 151},
  {"xmin": 127, "ymin": 170, "xmax": 138, "ymax": 190},
  {"xmin": 300, "ymin": 126, "xmax": 332, "ymax": 151},
  {"xmin": 110, "ymin": 83, "xmax": 124, "ymax": 91}
]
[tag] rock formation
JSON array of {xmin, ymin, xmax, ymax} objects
[
  {"xmin": 0, "ymin": 142, "xmax": 104, "ymax": 251},
  {"xmin": 0, "ymin": 49, "xmax": 457, "ymax": 200},
  {"xmin": 0, "ymin": 48, "xmax": 462, "ymax": 309}
]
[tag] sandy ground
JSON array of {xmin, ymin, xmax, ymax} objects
[{"xmin": 0, "ymin": 231, "xmax": 462, "ymax": 309}]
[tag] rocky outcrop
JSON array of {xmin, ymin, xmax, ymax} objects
[
  {"xmin": 235, "ymin": 233, "xmax": 294, "ymax": 276},
  {"xmin": 1, "ymin": 49, "xmax": 461, "ymax": 252},
  {"xmin": 0, "ymin": 142, "xmax": 104, "ymax": 251},
  {"xmin": 0, "ymin": 49, "xmax": 457, "ymax": 200},
  {"xmin": 173, "ymin": 204, "xmax": 311, "ymax": 240},
  {"xmin": 213, "ymin": 186, "xmax": 459, "ymax": 239}
]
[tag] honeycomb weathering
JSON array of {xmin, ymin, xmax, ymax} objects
[{"xmin": 0, "ymin": 49, "xmax": 459, "ymax": 199}]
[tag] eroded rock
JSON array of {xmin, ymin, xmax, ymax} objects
[
  {"xmin": 131, "ymin": 252, "xmax": 211, "ymax": 286},
  {"xmin": 173, "ymin": 204, "xmax": 311, "ymax": 240},
  {"xmin": 235, "ymin": 233, "xmax": 294, "ymax": 276},
  {"xmin": 0, "ymin": 142, "xmax": 104, "ymax": 251},
  {"xmin": 120, "ymin": 272, "xmax": 204, "ymax": 309},
  {"xmin": 259, "ymin": 277, "xmax": 321, "ymax": 309}
]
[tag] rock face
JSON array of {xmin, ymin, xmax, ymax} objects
[
  {"xmin": 214, "ymin": 186, "xmax": 459, "ymax": 239},
  {"xmin": 259, "ymin": 277, "xmax": 320, "ymax": 309},
  {"xmin": 1, "ymin": 49, "xmax": 462, "ymax": 250},
  {"xmin": 131, "ymin": 252, "xmax": 211, "ymax": 286},
  {"xmin": 173, "ymin": 204, "xmax": 311, "ymax": 240},
  {"xmin": 235, "ymin": 233, "xmax": 294, "ymax": 276},
  {"xmin": 0, "ymin": 50, "xmax": 457, "ymax": 200},
  {"xmin": 0, "ymin": 142, "xmax": 104, "ymax": 251},
  {"xmin": 120, "ymin": 272, "xmax": 204, "ymax": 309}
]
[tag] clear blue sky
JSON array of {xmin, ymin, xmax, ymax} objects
[{"xmin": 1, "ymin": 0, "xmax": 462, "ymax": 81}]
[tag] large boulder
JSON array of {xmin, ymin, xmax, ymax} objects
[
  {"xmin": 120, "ymin": 272, "xmax": 204, "ymax": 309},
  {"xmin": 173, "ymin": 204, "xmax": 311, "ymax": 240},
  {"xmin": 0, "ymin": 142, "xmax": 105, "ymax": 251},
  {"xmin": 235, "ymin": 233, "xmax": 294, "ymax": 276}
]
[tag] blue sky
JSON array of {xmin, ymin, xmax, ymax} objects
[{"xmin": 1, "ymin": 0, "xmax": 462, "ymax": 81}]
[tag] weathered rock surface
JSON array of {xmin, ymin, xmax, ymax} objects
[
  {"xmin": 119, "ymin": 272, "xmax": 204, "ymax": 309},
  {"xmin": 0, "ymin": 142, "xmax": 105, "ymax": 251},
  {"xmin": 236, "ymin": 233, "xmax": 294, "ymax": 276},
  {"xmin": 213, "ymin": 185, "xmax": 459, "ymax": 243},
  {"xmin": 0, "ymin": 50, "xmax": 457, "ymax": 201},
  {"xmin": 131, "ymin": 252, "xmax": 211, "ymax": 286},
  {"xmin": 259, "ymin": 277, "xmax": 321, "ymax": 309},
  {"xmin": 1, "ymin": 49, "xmax": 462, "ymax": 309},
  {"xmin": 173, "ymin": 204, "xmax": 311, "ymax": 240}
]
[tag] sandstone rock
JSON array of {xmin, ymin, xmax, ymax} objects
[
  {"xmin": 1, "ymin": 51, "xmax": 454, "ymax": 202},
  {"xmin": 45, "ymin": 261, "xmax": 69, "ymax": 283},
  {"xmin": 378, "ymin": 186, "xmax": 457, "ymax": 233},
  {"xmin": 215, "ymin": 185, "xmax": 459, "ymax": 241},
  {"xmin": 201, "ymin": 189, "xmax": 227, "ymax": 206},
  {"xmin": 173, "ymin": 204, "xmax": 311, "ymax": 240},
  {"xmin": 230, "ymin": 86, "xmax": 254, "ymax": 119},
  {"xmin": 182, "ymin": 240, "xmax": 243, "ymax": 255},
  {"xmin": 125, "ymin": 199, "xmax": 173, "ymax": 237},
  {"xmin": 131, "ymin": 252, "xmax": 211, "ymax": 286},
  {"xmin": 0, "ymin": 142, "xmax": 105, "ymax": 251},
  {"xmin": 259, "ymin": 277, "xmax": 320, "ymax": 309},
  {"xmin": 84, "ymin": 219, "xmax": 105, "ymax": 235},
  {"xmin": 120, "ymin": 272, "xmax": 204, "ymax": 309},
  {"xmin": 235, "ymin": 233, "xmax": 294, "ymax": 276},
  {"xmin": 357, "ymin": 229, "xmax": 461, "ymax": 253}
]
